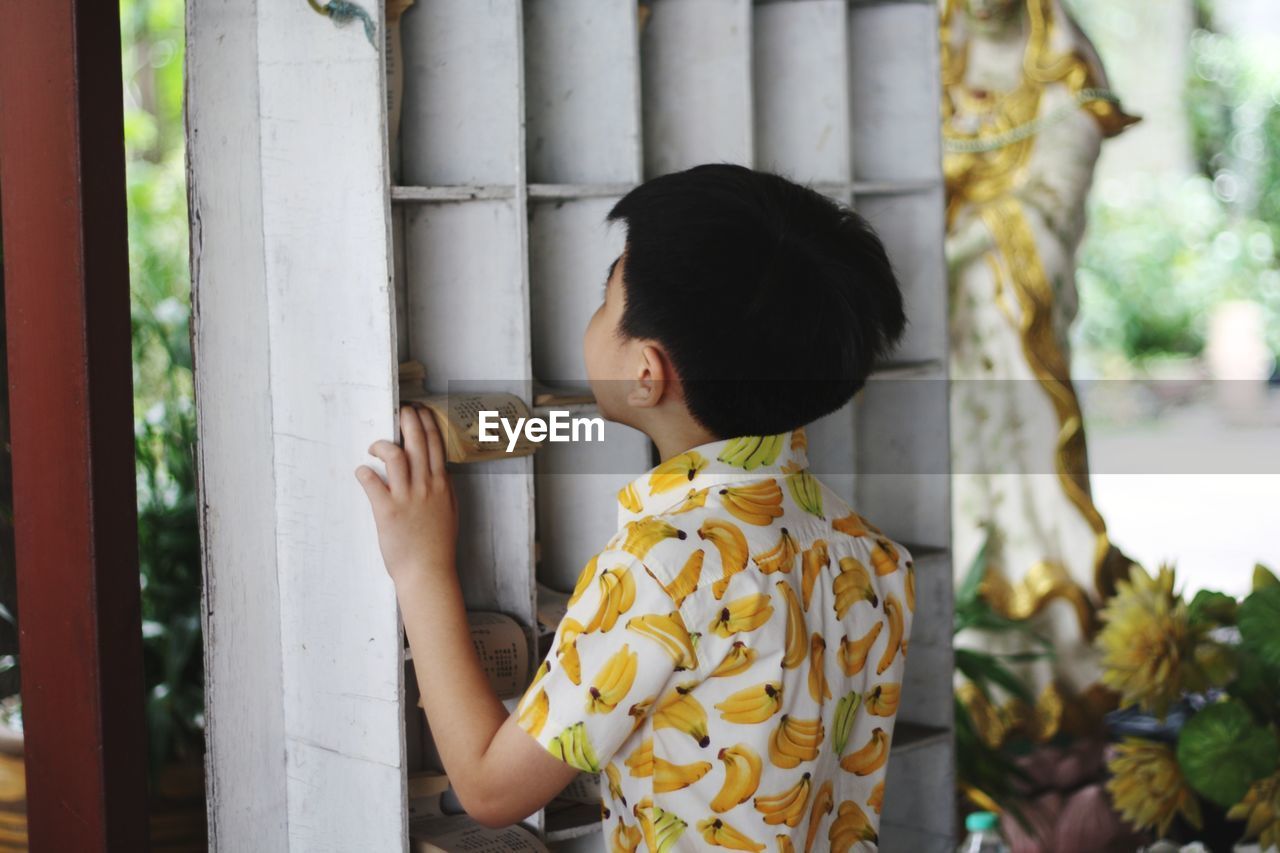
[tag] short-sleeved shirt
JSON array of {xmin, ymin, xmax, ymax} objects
[{"xmin": 515, "ymin": 426, "xmax": 914, "ymax": 852}]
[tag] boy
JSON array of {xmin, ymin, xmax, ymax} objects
[{"xmin": 356, "ymin": 163, "xmax": 915, "ymax": 851}]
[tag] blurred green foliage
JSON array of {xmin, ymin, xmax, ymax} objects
[
  {"xmin": 1067, "ymin": 0, "xmax": 1280, "ymax": 370},
  {"xmin": 121, "ymin": 0, "xmax": 204, "ymax": 787}
]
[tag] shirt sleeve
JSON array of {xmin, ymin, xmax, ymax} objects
[{"xmin": 514, "ymin": 544, "xmax": 695, "ymax": 773}]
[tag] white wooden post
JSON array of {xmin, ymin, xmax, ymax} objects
[{"xmin": 187, "ymin": 0, "xmax": 406, "ymax": 849}]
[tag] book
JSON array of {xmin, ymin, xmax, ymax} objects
[
  {"xmin": 409, "ymin": 813, "xmax": 548, "ymax": 853},
  {"xmin": 398, "ymin": 359, "xmax": 428, "ymax": 399},
  {"xmin": 399, "ymin": 391, "xmax": 540, "ymax": 463}
]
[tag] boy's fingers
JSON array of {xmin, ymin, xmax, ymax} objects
[
  {"xmin": 417, "ymin": 405, "xmax": 446, "ymax": 477},
  {"xmin": 400, "ymin": 405, "xmax": 429, "ymax": 482},
  {"xmin": 354, "ymin": 465, "xmax": 390, "ymax": 509},
  {"xmin": 368, "ymin": 439, "xmax": 409, "ymax": 495}
]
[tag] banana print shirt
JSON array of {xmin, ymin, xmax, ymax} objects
[{"xmin": 515, "ymin": 426, "xmax": 915, "ymax": 852}]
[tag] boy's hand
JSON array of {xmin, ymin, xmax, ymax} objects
[{"xmin": 355, "ymin": 404, "xmax": 458, "ymax": 588}]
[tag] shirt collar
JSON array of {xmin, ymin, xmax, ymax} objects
[{"xmin": 616, "ymin": 426, "xmax": 810, "ymax": 526}]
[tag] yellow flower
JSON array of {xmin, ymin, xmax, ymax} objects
[
  {"xmin": 1095, "ymin": 563, "xmax": 1192, "ymax": 719},
  {"xmin": 1227, "ymin": 771, "xmax": 1280, "ymax": 851},
  {"xmin": 1106, "ymin": 738, "xmax": 1202, "ymax": 838}
]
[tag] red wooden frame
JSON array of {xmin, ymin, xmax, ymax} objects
[{"xmin": 0, "ymin": 0, "xmax": 152, "ymax": 849}]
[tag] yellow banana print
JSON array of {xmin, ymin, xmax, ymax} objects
[
  {"xmin": 715, "ymin": 681, "xmax": 784, "ymax": 725},
  {"xmin": 828, "ymin": 799, "xmax": 878, "ymax": 851},
  {"xmin": 831, "ymin": 510, "xmax": 882, "ymax": 538},
  {"xmin": 610, "ymin": 818, "xmax": 642, "ymax": 853},
  {"xmin": 653, "ymin": 755, "xmax": 713, "ymax": 793},
  {"xmin": 668, "ymin": 486, "xmax": 711, "ymax": 515},
  {"xmin": 709, "ymin": 592, "xmax": 775, "ymax": 637},
  {"xmin": 584, "ymin": 565, "xmax": 637, "ymax": 633},
  {"xmin": 650, "ymin": 451, "xmax": 709, "ymax": 494},
  {"xmin": 626, "ymin": 610, "xmax": 698, "ymax": 671},
  {"xmin": 526, "ymin": 428, "xmax": 912, "ymax": 841},
  {"xmin": 710, "ymin": 743, "xmax": 763, "ymax": 812},
  {"xmin": 640, "ymin": 802, "xmax": 688, "ymax": 853},
  {"xmin": 808, "ymin": 633, "xmax": 832, "ymax": 703},
  {"xmin": 698, "ymin": 518, "xmax": 750, "ymax": 599},
  {"xmin": 865, "ymin": 682, "xmax": 901, "ymax": 717},
  {"xmin": 710, "ymin": 639, "xmax": 758, "ymax": 678},
  {"xmin": 753, "ymin": 526, "xmax": 800, "ymax": 574},
  {"xmin": 832, "ymin": 555, "xmax": 877, "ymax": 618},
  {"xmin": 558, "ymin": 617, "xmax": 585, "ymax": 685},
  {"xmin": 778, "ymin": 580, "xmax": 807, "ymax": 669},
  {"xmin": 696, "ymin": 816, "xmax": 767, "ymax": 851},
  {"xmin": 800, "ymin": 539, "xmax": 829, "ymax": 611},
  {"xmin": 785, "ymin": 469, "xmax": 824, "ymax": 519},
  {"xmin": 717, "ymin": 433, "xmax": 786, "ymax": 470},
  {"xmin": 587, "ymin": 644, "xmax": 638, "ymax": 713},
  {"xmin": 867, "ymin": 780, "xmax": 885, "ymax": 815},
  {"xmin": 718, "ymin": 478, "xmax": 785, "ymax": 526},
  {"xmin": 905, "ymin": 561, "xmax": 916, "ymax": 612},
  {"xmin": 754, "ymin": 771, "xmax": 813, "ymax": 827},
  {"xmin": 870, "ymin": 535, "xmax": 900, "ymax": 576},
  {"xmin": 839, "ymin": 727, "xmax": 889, "ymax": 776},
  {"xmin": 548, "ymin": 720, "xmax": 601, "ymax": 773},
  {"xmin": 605, "ymin": 761, "xmax": 627, "ymax": 805},
  {"xmin": 768, "ymin": 714, "xmax": 823, "ymax": 768},
  {"xmin": 567, "ymin": 553, "xmax": 599, "ymax": 608},
  {"xmin": 628, "ymin": 694, "xmax": 656, "ymax": 737},
  {"xmin": 517, "ymin": 687, "xmax": 549, "ymax": 738},
  {"xmin": 654, "ymin": 682, "xmax": 711, "ymax": 747},
  {"xmin": 617, "ymin": 482, "xmax": 644, "ymax": 514},
  {"xmin": 837, "ymin": 621, "xmax": 882, "ymax": 677},
  {"xmin": 877, "ymin": 595, "xmax": 904, "ymax": 675},
  {"xmin": 624, "ymin": 736, "xmax": 654, "ymax": 777},
  {"xmin": 805, "ymin": 780, "xmax": 834, "ymax": 853},
  {"xmin": 645, "ymin": 549, "xmax": 704, "ymax": 608},
  {"xmin": 619, "ymin": 516, "xmax": 687, "ymax": 560}
]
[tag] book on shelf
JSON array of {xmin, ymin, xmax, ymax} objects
[
  {"xmin": 399, "ymin": 390, "xmax": 540, "ymax": 463},
  {"xmin": 407, "ymin": 611, "xmax": 530, "ymax": 707},
  {"xmin": 531, "ymin": 381, "xmax": 595, "ymax": 408},
  {"xmin": 535, "ymin": 581, "xmax": 569, "ymax": 637},
  {"xmin": 409, "ymin": 813, "xmax": 548, "ymax": 853},
  {"xmin": 399, "ymin": 359, "xmax": 428, "ymax": 399}
]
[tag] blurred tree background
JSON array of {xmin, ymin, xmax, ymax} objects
[
  {"xmin": 120, "ymin": 0, "xmax": 205, "ymax": 786},
  {"xmin": 1068, "ymin": 0, "xmax": 1280, "ymax": 375}
]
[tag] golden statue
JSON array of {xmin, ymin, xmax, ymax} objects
[{"xmin": 942, "ymin": 0, "xmax": 1143, "ymax": 741}]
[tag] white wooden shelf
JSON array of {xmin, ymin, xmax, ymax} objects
[{"xmin": 390, "ymin": 178, "xmax": 944, "ymax": 205}]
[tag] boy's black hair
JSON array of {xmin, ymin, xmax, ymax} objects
[{"xmin": 604, "ymin": 162, "xmax": 908, "ymax": 439}]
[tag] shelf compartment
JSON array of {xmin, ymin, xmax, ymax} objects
[
  {"xmin": 403, "ymin": 200, "xmax": 530, "ymax": 392},
  {"xmin": 640, "ymin": 0, "xmax": 754, "ymax": 176},
  {"xmin": 528, "ymin": 196, "xmax": 626, "ymax": 387},
  {"xmin": 855, "ymin": 190, "xmax": 950, "ymax": 364},
  {"xmin": 399, "ymin": 0, "xmax": 524, "ymax": 186},
  {"xmin": 847, "ymin": 2, "xmax": 945, "ymax": 184},
  {"xmin": 752, "ymin": 0, "xmax": 851, "ymax": 182},
  {"xmin": 524, "ymin": 0, "xmax": 643, "ymax": 185}
]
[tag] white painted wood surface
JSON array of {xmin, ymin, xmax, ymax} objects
[{"xmin": 187, "ymin": 0, "xmax": 405, "ymax": 849}]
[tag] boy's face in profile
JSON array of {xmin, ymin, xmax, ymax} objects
[{"xmin": 583, "ymin": 245, "xmax": 637, "ymax": 425}]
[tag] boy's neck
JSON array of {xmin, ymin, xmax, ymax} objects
[{"xmin": 646, "ymin": 419, "xmax": 721, "ymax": 464}]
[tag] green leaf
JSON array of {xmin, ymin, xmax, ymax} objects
[
  {"xmin": 1253, "ymin": 563, "xmax": 1279, "ymax": 592},
  {"xmin": 956, "ymin": 522, "xmax": 993, "ymax": 612},
  {"xmin": 1188, "ymin": 589, "xmax": 1236, "ymax": 627},
  {"xmin": 955, "ymin": 648, "xmax": 1035, "ymax": 705},
  {"xmin": 1176, "ymin": 700, "xmax": 1277, "ymax": 808},
  {"xmin": 1238, "ymin": 585, "xmax": 1280, "ymax": 668}
]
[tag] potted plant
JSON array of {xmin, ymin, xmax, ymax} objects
[{"xmin": 1096, "ymin": 562, "xmax": 1280, "ymax": 851}]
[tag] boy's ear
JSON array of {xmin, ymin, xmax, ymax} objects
[{"xmin": 626, "ymin": 342, "xmax": 673, "ymax": 409}]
